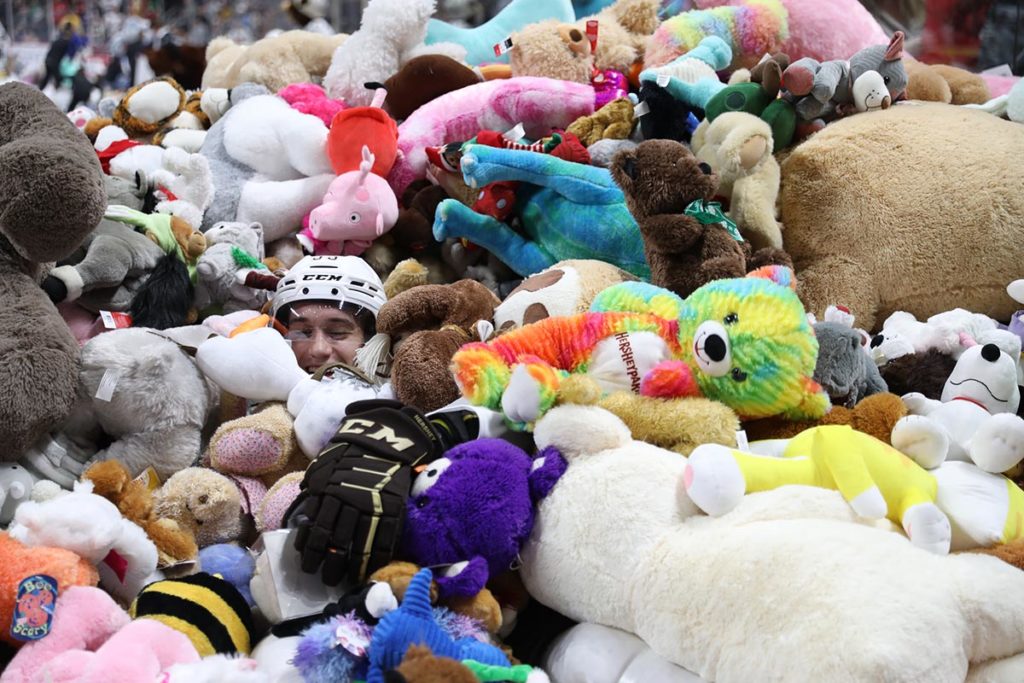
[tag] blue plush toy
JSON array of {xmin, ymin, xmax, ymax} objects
[
  {"xmin": 425, "ymin": 0, "xmax": 576, "ymax": 65},
  {"xmin": 365, "ymin": 568, "xmax": 511, "ymax": 683},
  {"xmin": 639, "ymin": 36, "xmax": 733, "ymax": 110},
  {"xmin": 198, "ymin": 543, "xmax": 255, "ymax": 605},
  {"xmin": 432, "ymin": 145, "xmax": 650, "ymax": 279}
]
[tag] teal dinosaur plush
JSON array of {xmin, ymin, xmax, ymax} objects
[
  {"xmin": 639, "ymin": 36, "xmax": 733, "ymax": 110},
  {"xmin": 432, "ymin": 144, "xmax": 649, "ymax": 279},
  {"xmin": 424, "ymin": 0, "xmax": 575, "ymax": 66}
]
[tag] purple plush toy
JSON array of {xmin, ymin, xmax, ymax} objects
[{"xmin": 401, "ymin": 439, "xmax": 567, "ymax": 599}]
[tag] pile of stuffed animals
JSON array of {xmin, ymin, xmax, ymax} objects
[{"xmin": 4, "ymin": 0, "xmax": 1024, "ymax": 680}]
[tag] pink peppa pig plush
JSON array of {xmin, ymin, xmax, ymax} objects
[{"xmin": 299, "ymin": 146, "xmax": 400, "ymax": 257}]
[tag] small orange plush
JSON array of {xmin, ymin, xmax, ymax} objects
[
  {"xmin": 83, "ymin": 460, "xmax": 198, "ymax": 567},
  {"xmin": 0, "ymin": 532, "xmax": 98, "ymax": 648}
]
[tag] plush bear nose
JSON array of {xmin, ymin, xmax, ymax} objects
[
  {"xmin": 981, "ymin": 344, "xmax": 1001, "ymax": 362},
  {"xmin": 698, "ymin": 162, "xmax": 712, "ymax": 175},
  {"xmin": 568, "ymin": 28, "xmax": 583, "ymax": 43},
  {"xmin": 870, "ymin": 334, "xmax": 884, "ymax": 348},
  {"xmin": 704, "ymin": 334, "xmax": 727, "ymax": 362}
]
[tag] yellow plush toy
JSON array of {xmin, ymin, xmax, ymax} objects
[{"xmin": 684, "ymin": 425, "xmax": 954, "ymax": 554}]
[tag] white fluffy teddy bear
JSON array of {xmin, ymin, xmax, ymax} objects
[
  {"xmin": 523, "ymin": 404, "xmax": 1024, "ymax": 680},
  {"xmin": 323, "ymin": 0, "xmax": 467, "ymax": 107},
  {"xmin": 8, "ymin": 481, "xmax": 161, "ymax": 603},
  {"xmin": 868, "ymin": 308, "xmax": 999, "ymax": 366},
  {"xmin": 891, "ymin": 338, "xmax": 1024, "ymax": 475}
]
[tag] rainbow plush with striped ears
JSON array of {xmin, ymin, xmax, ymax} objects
[
  {"xmin": 645, "ymin": 0, "xmax": 789, "ymax": 71},
  {"xmin": 450, "ymin": 266, "xmax": 829, "ymax": 429}
]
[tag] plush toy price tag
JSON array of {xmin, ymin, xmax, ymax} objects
[
  {"xmin": 493, "ymin": 37, "xmax": 514, "ymax": 57},
  {"xmin": 95, "ymin": 369, "xmax": 121, "ymax": 402},
  {"xmin": 634, "ymin": 101, "xmax": 650, "ymax": 117},
  {"xmin": 656, "ymin": 73, "xmax": 671, "ymax": 87},
  {"xmin": 585, "ymin": 19, "xmax": 599, "ymax": 54},
  {"xmin": 333, "ymin": 622, "xmax": 370, "ymax": 657},
  {"xmin": 133, "ymin": 466, "xmax": 162, "ymax": 492},
  {"xmin": 10, "ymin": 575, "xmax": 58, "ymax": 642},
  {"xmin": 735, "ymin": 430, "xmax": 749, "ymax": 451},
  {"xmin": 99, "ymin": 310, "xmax": 133, "ymax": 329}
]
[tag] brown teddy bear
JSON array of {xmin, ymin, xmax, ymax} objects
[
  {"xmin": 566, "ymin": 98, "xmax": 635, "ymax": 146},
  {"xmin": 82, "ymin": 460, "xmax": 198, "ymax": 567},
  {"xmin": 374, "ymin": 279, "xmax": 501, "ymax": 412},
  {"xmin": 743, "ymin": 392, "xmax": 907, "ymax": 444},
  {"xmin": 0, "ymin": 82, "xmax": 106, "ymax": 462},
  {"xmin": 610, "ymin": 139, "xmax": 791, "ymax": 299},
  {"xmin": 388, "ymin": 645, "xmax": 478, "ymax": 683}
]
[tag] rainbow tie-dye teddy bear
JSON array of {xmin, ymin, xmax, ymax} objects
[{"xmin": 450, "ymin": 266, "xmax": 830, "ymax": 428}]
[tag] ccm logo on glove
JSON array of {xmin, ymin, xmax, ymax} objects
[{"xmin": 336, "ymin": 418, "xmax": 415, "ymax": 451}]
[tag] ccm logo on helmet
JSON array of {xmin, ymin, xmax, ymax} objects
[
  {"xmin": 302, "ymin": 274, "xmax": 346, "ymax": 282},
  {"xmin": 337, "ymin": 419, "xmax": 414, "ymax": 451}
]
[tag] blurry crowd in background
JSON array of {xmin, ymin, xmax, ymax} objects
[{"xmin": 0, "ymin": 0, "xmax": 1022, "ymax": 111}]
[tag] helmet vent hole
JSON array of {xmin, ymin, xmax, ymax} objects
[{"xmin": 302, "ymin": 287, "xmax": 309, "ymax": 295}]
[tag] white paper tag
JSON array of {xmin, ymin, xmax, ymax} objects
[
  {"xmin": 634, "ymin": 101, "xmax": 650, "ymax": 117},
  {"xmin": 503, "ymin": 122, "xmax": 526, "ymax": 142},
  {"xmin": 475, "ymin": 319, "xmax": 495, "ymax": 341},
  {"xmin": 656, "ymin": 73, "xmax": 671, "ymax": 87},
  {"xmin": 100, "ymin": 310, "xmax": 115, "ymax": 329},
  {"xmin": 95, "ymin": 369, "xmax": 120, "ymax": 402},
  {"xmin": 982, "ymin": 64, "xmax": 1013, "ymax": 78},
  {"xmin": 735, "ymin": 430, "xmax": 749, "ymax": 451}
]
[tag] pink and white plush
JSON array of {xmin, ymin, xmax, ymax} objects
[
  {"xmin": 299, "ymin": 146, "xmax": 399, "ymax": 256},
  {"xmin": 1, "ymin": 586, "xmax": 198, "ymax": 683},
  {"xmin": 386, "ymin": 77, "xmax": 595, "ymax": 195},
  {"xmin": 689, "ymin": 0, "xmax": 888, "ymax": 64}
]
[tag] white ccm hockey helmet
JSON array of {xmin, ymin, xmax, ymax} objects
[{"xmin": 270, "ymin": 255, "xmax": 387, "ymax": 323}]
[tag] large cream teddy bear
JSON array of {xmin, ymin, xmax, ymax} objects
[
  {"xmin": 523, "ymin": 404, "xmax": 1024, "ymax": 681},
  {"xmin": 202, "ymin": 30, "xmax": 347, "ymax": 92}
]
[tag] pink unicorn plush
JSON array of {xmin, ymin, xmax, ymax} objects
[{"xmin": 298, "ymin": 146, "xmax": 399, "ymax": 257}]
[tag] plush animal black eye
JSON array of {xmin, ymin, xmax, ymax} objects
[
  {"xmin": 883, "ymin": 76, "xmax": 891, "ymax": 84},
  {"xmin": 731, "ymin": 368, "xmax": 748, "ymax": 382},
  {"xmin": 415, "ymin": 497, "xmax": 428, "ymax": 508},
  {"xmin": 724, "ymin": 313, "xmax": 739, "ymax": 325}
]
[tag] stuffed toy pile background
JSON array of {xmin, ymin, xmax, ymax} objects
[{"xmin": 4, "ymin": 0, "xmax": 1024, "ymax": 680}]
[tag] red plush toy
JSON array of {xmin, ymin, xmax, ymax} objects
[{"xmin": 327, "ymin": 87, "xmax": 399, "ymax": 176}]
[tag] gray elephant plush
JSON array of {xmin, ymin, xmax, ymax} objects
[
  {"xmin": 0, "ymin": 83, "xmax": 106, "ymax": 462},
  {"xmin": 782, "ymin": 31, "xmax": 908, "ymax": 121}
]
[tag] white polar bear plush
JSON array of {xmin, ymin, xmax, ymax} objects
[
  {"xmin": 868, "ymin": 308, "xmax": 999, "ymax": 365},
  {"xmin": 525, "ymin": 404, "xmax": 1024, "ymax": 681},
  {"xmin": 891, "ymin": 340, "xmax": 1024, "ymax": 474}
]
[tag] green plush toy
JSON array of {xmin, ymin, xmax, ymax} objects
[{"xmin": 705, "ymin": 54, "xmax": 796, "ymax": 152}]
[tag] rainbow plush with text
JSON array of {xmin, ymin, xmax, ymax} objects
[
  {"xmin": 450, "ymin": 266, "xmax": 828, "ymax": 427},
  {"xmin": 645, "ymin": 0, "xmax": 789, "ymax": 71}
]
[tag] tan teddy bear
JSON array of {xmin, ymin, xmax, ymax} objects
[
  {"xmin": 691, "ymin": 111, "xmax": 783, "ymax": 250},
  {"xmin": 202, "ymin": 30, "xmax": 348, "ymax": 92}
]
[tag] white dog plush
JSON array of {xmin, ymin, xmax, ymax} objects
[{"xmin": 891, "ymin": 339, "xmax": 1024, "ymax": 474}]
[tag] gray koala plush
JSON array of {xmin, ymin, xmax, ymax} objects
[
  {"xmin": 195, "ymin": 221, "xmax": 278, "ymax": 312},
  {"xmin": 813, "ymin": 321, "xmax": 888, "ymax": 409},
  {"xmin": 782, "ymin": 31, "xmax": 909, "ymax": 121}
]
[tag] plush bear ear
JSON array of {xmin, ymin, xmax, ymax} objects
[
  {"xmin": 746, "ymin": 265, "xmax": 796, "ymax": 290},
  {"xmin": 528, "ymin": 446, "xmax": 568, "ymax": 502},
  {"xmin": 611, "ymin": 147, "xmax": 638, "ymax": 190}
]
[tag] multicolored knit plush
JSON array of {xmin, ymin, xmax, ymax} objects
[
  {"xmin": 450, "ymin": 267, "xmax": 829, "ymax": 427},
  {"xmin": 645, "ymin": 0, "xmax": 789, "ymax": 71}
]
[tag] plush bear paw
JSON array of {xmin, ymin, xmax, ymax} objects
[
  {"xmin": 849, "ymin": 485, "xmax": 888, "ymax": 520},
  {"xmin": 970, "ymin": 413, "xmax": 1024, "ymax": 474},
  {"xmin": 891, "ymin": 415, "xmax": 950, "ymax": 469},
  {"xmin": 902, "ymin": 502, "xmax": 951, "ymax": 555},
  {"xmin": 683, "ymin": 444, "xmax": 746, "ymax": 517},
  {"xmin": 502, "ymin": 364, "xmax": 545, "ymax": 424}
]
